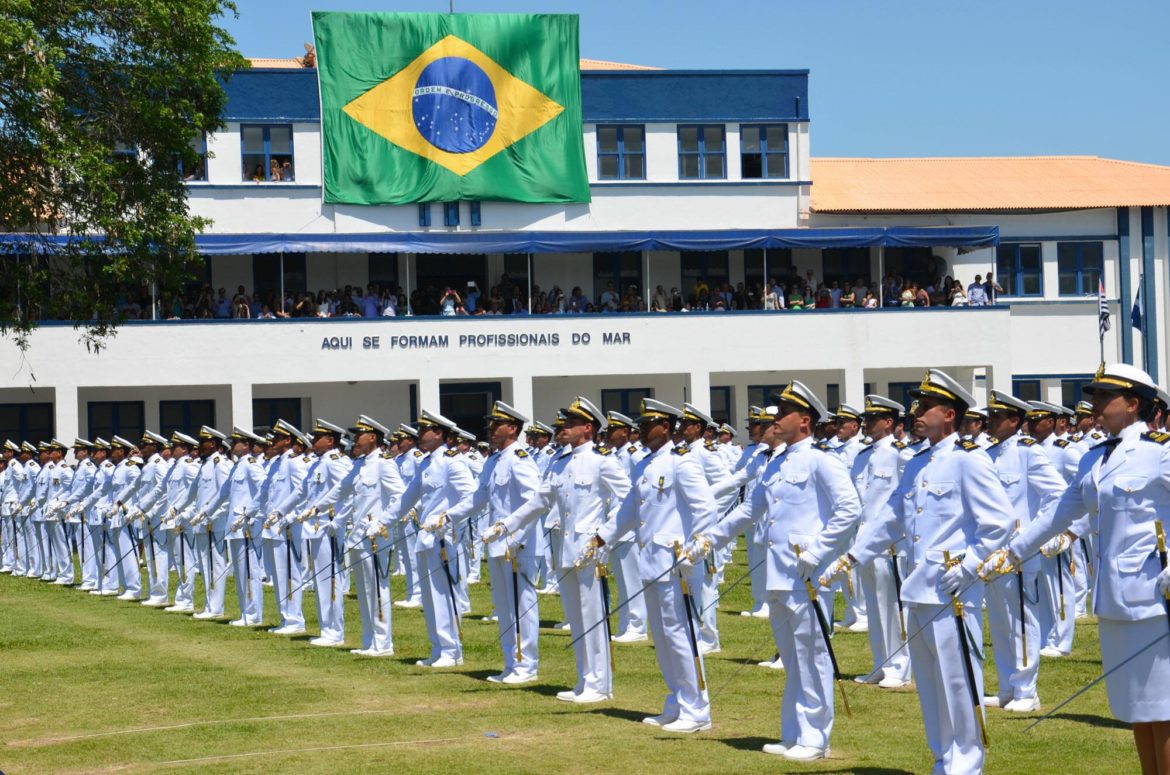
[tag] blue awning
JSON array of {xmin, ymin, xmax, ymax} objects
[{"xmin": 0, "ymin": 225, "xmax": 998, "ymax": 255}]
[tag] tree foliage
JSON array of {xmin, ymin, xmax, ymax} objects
[{"xmin": 0, "ymin": 0, "xmax": 247, "ymax": 351}]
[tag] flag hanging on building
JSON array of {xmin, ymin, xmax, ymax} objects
[
  {"xmin": 1132, "ymin": 277, "xmax": 1144, "ymax": 331},
  {"xmin": 1098, "ymin": 278, "xmax": 1111, "ymax": 336},
  {"xmin": 312, "ymin": 12, "xmax": 590, "ymax": 205}
]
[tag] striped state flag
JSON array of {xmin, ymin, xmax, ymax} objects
[{"xmin": 1098, "ymin": 278, "xmax": 1110, "ymax": 335}]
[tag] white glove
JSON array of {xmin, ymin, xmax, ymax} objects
[
  {"xmin": 794, "ymin": 544, "xmax": 824, "ymax": 582},
  {"xmin": 575, "ymin": 537, "xmax": 605, "ymax": 567},
  {"xmin": 977, "ymin": 547, "xmax": 1020, "ymax": 581},
  {"xmin": 939, "ymin": 561, "xmax": 975, "ymax": 596},
  {"xmin": 1040, "ymin": 533, "xmax": 1073, "ymax": 558},
  {"xmin": 674, "ymin": 553, "xmax": 696, "ymax": 576},
  {"xmin": 365, "ymin": 522, "xmax": 386, "ymax": 541},
  {"xmin": 819, "ymin": 555, "xmax": 855, "ymax": 588},
  {"xmin": 683, "ymin": 535, "xmax": 712, "ymax": 564},
  {"xmin": 1157, "ymin": 565, "xmax": 1170, "ymax": 599},
  {"xmin": 422, "ymin": 513, "xmax": 447, "ymax": 533},
  {"xmin": 482, "ymin": 522, "xmax": 507, "ymax": 544}
]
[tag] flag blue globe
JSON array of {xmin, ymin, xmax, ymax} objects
[{"xmin": 412, "ymin": 57, "xmax": 499, "ymax": 154}]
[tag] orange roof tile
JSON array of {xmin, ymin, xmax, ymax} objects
[
  {"xmin": 247, "ymin": 57, "xmax": 659, "ymax": 70},
  {"xmin": 810, "ymin": 156, "xmax": 1170, "ymax": 213}
]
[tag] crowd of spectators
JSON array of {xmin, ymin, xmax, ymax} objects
[{"xmin": 103, "ymin": 270, "xmax": 1006, "ymax": 321}]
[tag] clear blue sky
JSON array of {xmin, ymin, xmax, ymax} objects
[{"xmin": 221, "ymin": 0, "xmax": 1170, "ymax": 164}]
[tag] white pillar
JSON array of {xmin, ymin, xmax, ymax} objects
[
  {"xmin": 688, "ymin": 370, "xmax": 711, "ymax": 413},
  {"xmin": 510, "ymin": 374, "xmax": 534, "ymax": 421},
  {"xmin": 230, "ymin": 382, "xmax": 253, "ymax": 431},
  {"xmin": 842, "ymin": 365, "xmax": 865, "ymax": 408},
  {"xmin": 734, "ymin": 381, "xmax": 749, "ymax": 429},
  {"xmin": 418, "ymin": 374, "xmax": 440, "ymax": 412},
  {"xmin": 54, "ymin": 384, "xmax": 79, "ymax": 443}
]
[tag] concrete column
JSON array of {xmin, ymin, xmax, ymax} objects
[
  {"xmin": 841, "ymin": 364, "xmax": 865, "ymax": 408},
  {"xmin": 734, "ymin": 381, "xmax": 750, "ymax": 428},
  {"xmin": 230, "ymin": 382, "xmax": 253, "ymax": 432},
  {"xmin": 688, "ymin": 370, "xmax": 711, "ymax": 413},
  {"xmin": 54, "ymin": 384, "xmax": 79, "ymax": 442},
  {"xmin": 510, "ymin": 374, "xmax": 534, "ymax": 421},
  {"xmin": 418, "ymin": 374, "xmax": 441, "ymax": 412}
]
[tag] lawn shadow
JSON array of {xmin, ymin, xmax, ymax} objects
[
  {"xmin": 584, "ymin": 706, "xmax": 654, "ymax": 723},
  {"xmin": 1008, "ymin": 712, "xmax": 1129, "ymax": 731},
  {"xmin": 785, "ymin": 769, "xmax": 914, "ymax": 775}
]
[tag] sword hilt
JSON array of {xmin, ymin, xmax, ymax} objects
[{"xmin": 1157, "ymin": 520, "xmax": 1167, "ymax": 556}]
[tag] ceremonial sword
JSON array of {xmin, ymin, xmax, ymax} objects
[{"xmin": 945, "ymin": 550, "xmax": 989, "ymax": 749}]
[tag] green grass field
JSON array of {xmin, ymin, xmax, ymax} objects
[{"xmin": 0, "ymin": 544, "xmax": 1139, "ymax": 774}]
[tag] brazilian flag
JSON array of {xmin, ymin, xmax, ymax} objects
[{"xmin": 312, "ymin": 12, "xmax": 590, "ymax": 205}]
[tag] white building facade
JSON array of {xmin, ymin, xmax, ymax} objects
[{"xmin": 3, "ymin": 64, "xmax": 1165, "ymax": 443}]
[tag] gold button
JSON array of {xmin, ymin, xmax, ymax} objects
[
  {"xmin": 768, "ymin": 540, "xmax": 774, "ymax": 547},
  {"xmin": 914, "ymin": 535, "xmax": 921, "ymax": 542},
  {"xmin": 917, "ymin": 508, "xmax": 923, "ymax": 514},
  {"xmin": 639, "ymin": 542, "xmax": 645, "ymax": 549},
  {"xmin": 639, "ymin": 499, "xmax": 645, "ymax": 505}
]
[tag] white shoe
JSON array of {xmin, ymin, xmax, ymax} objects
[
  {"xmin": 878, "ymin": 676, "xmax": 911, "ymax": 689},
  {"xmin": 757, "ymin": 656, "xmax": 784, "ymax": 670},
  {"xmin": 165, "ymin": 604, "xmax": 194, "ymax": 613},
  {"xmin": 79, "ymin": 584, "xmax": 96, "ymax": 591},
  {"xmin": 611, "ymin": 630, "xmax": 648, "ymax": 644},
  {"xmin": 0, "ymin": 566, "xmax": 10, "ymax": 573},
  {"xmin": 426, "ymin": 656, "xmax": 462, "ymax": 668},
  {"xmin": 983, "ymin": 696, "xmax": 1004, "ymax": 709},
  {"xmin": 699, "ymin": 643, "xmax": 721, "ymax": 655},
  {"xmin": 853, "ymin": 672, "xmax": 882, "ymax": 685},
  {"xmin": 350, "ymin": 648, "xmax": 371, "ymax": 656},
  {"xmin": 100, "ymin": 589, "xmax": 121, "ymax": 596},
  {"xmin": 192, "ymin": 611, "xmax": 219, "ymax": 620},
  {"xmin": 53, "ymin": 578, "xmax": 73, "ymax": 586},
  {"xmin": 782, "ymin": 744, "xmax": 828, "ymax": 761},
  {"xmin": 762, "ymin": 742, "xmax": 790, "ymax": 756},
  {"xmin": 481, "ymin": 615, "xmax": 498, "ymax": 623},
  {"xmin": 363, "ymin": 648, "xmax": 394, "ymax": 657},
  {"xmin": 415, "ymin": 657, "xmax": 437, "ymax": 667},
  {"xmin": 556, "ymin": 689, "xmax": 580, "ymax": 702},
  {"xmin": 662, "ymin": 718, "xmax": 711, "ymax": 733},
  {"xmin": 394, "ymin": 599, "xmax": 422, "ymax": 609},
  {"xmin": 310, "ymin": 637, "xmax": 344, "ymax": 647},
  {"xmin": 751, "ymin": 606, "xmax": 770, "ymax": 619},
  {"xmin": 229, "ymin": 619, "xmax": 248, "ymax": 627},
  {"xmin": 116, "ymin": 591, "xmax": 140, "ymax": 601},
  {"xmin": 271, "ymin": 625, "xmax": 305, "ymax": 635},
  {"xmin": 569, "ymin": 688, "xmax": 611, "ymax": 703},
  {"xmin": 40, "ymin": 573, "xmax": 55, "ymax": 581},
  {"xmin": 1004, "ymin": 697, "xmax": 1041, "ymax": 712},
  {"xmin": 557, "ymin": 622, "xmax": 571, "ymax": 631},
  {"xmin": 847, "ymin": 621, "xmax": 869, "ymax": 633},
  {"xmin": 142, "ymin": 598, "xmax": 170, "ymax": 608},
  {"xmin": 536, "ymin": 586, "xmax": 559, "ymax": 596},
  {"xmin": 641, "ymin": 713, "xmax": 678, "ymax": 727},
  {"xmin": 502, "ymin": 673, "xmax": 538, "ymax": 686},
  {"xmin": 486, "ymin": 672, "xmax": 510, "ymax": 683},
  {"xmin": 1040, "ymin": 646, "xmax": 1069, "ymax": 658}
]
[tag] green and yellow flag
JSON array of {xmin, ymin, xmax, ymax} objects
[{"xmin": 312, "ymin": 12, "xmax": 590, "ymax": 205}]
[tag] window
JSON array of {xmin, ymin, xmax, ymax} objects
[
  {"xmin": 444, "ymin": 202, "xmax": 460, "ymax": 227},
  {"xmin": 439, "ymin": 382, "xmax": 502, "ymax": 443},
  {"xmin": 1057, "ymin": 242, "xmax": 1104, "ymax": 296},
  {"xmin": 740, "ymin": 124, "xmax": 788, "ymax": 179},
  {"xmin": 593, "ymin": 252, "xmax": 643, "ymax": 309},
  {"xmin": 1061, "ymin": 378, "xmax": 1091, "ymax": 408},
  {"xmin": 825, "ymin": 384, "xmax": 840, "ymax": 412},
  {"xmin": 0, "ymin": 403, "xmax": 54, "ymax": 444},
  {"xmin": 181, "ymin": 133, "xmax": 208, "ymax": 182},
  {"xmin": 747, "ymin": 384, "xmax": 785, "ymax": 409},
  {"xmin": 822, "ymin": 248, "xmax": 871, "ymax": 288},
  {"xmin": 681, "ymin": 251, "xmax": 729, "ymax": 299},
  {"xmin": 601, "ymin": 388, "xmax": 653, "ymax": 418},
  {"xmin": 252, "ymin": 253, "xmax": 307, "ymax": 300},
  {"xmin": 503, "ymin": 254, "xmax": 529, "ymax": 292},
  {"xmin": 597, "ymin": 125, "xmax": 645, "ymax": 180},
  {"xmin": 87, "ymin": 401, "xmax": 145, "ymax": 442},
  {"xmin": 253, "ymin": 398, "xmax": 301, "ymax": 432},
  {"xmin": 159, "ymin": 400, "xmax": 216, "ymax": 438},
  {"xmin": 996, "ymin": 243, "xmax": 1043, "ymax": 297},
  {"xmin": 240, "ymin": 124, "xmax": 294, "ymax": 182},
  {"xmin": 1012, "ymin": 379, "xmax": 1041, "ymax": 403},
  {"xmin": 678, "ymin": 125, "xmax": 725, "ymax": 180},
  {"xmin": 418, "ymin": 204, "xmax": 431, "ymax": 227},
  {"xmin": 710, "ymin": 387, "xmax": 732, "ymax": 425},
  {"xmin": 470, "ymin": 201, "xmax": 482, "ymax": 227},
  {"xmin": 368, "ymin": 254, "xmax": 398, "ymax": 289},
  {"xmin": 744, "ymin": 248, "xmax": 794, "ymax": 289},
  {"xmin": 888, "ymin": 382, "xmax": 919, "ymax": 411}
]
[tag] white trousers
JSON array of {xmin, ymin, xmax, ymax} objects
[
  {"xmin": 419, "ymin": 543, "xmax": 463, "ymax": 661},
  {"xmin": 48, "ymin": 520, "xmax": 71, "ymax": 580},
  {"xmin": 489, "ymin": 555, "xmax": 540, "ymax": 678},
  {"xmin": 642, "ymin": 573, "xmax": 709, "ymax": 723},
  {"xmin": 907, "ymin": 601, "xmax": 986, "ymax": 775},
  {"xmin": 263, "ymin": 536, "xmax": 304, "ymax": 628},
  {"xmin": 230, "ymin": 536, "xmax": 263, "ymax": 624},
  {"xmin": 859, "ymin": 554, "xmax": 911, "ymax": 682},
  {"xmin": 353, "ymin": 539, "xmax": 393, "ymax": 652},
  {"xmin": 985, "ymin": 571, "xmax": 1040, "ymax": 701},
  {"xmin": 141, "ymin": 525, "xmax": 170, "ymax": 601},
  {"xmin": 169, "ymin": 530, "xmax": 198, "ymax": 607},
  {"xmin": 561, "ymin": 563, "xmax": 612, "ymax": 695},
  {"xmin": 611, "ymin": 540, "xmax": 647, "ymax": 635},
  {"xmin": 396, "ymin": 520, "xmax": 421, "ymax": 603},
  {"xmin": 1038, "ymin": 555, "xmax": 1075, "ymax": 652},
  {"xmin": 194, "ymin": 531, "xmax": 226, "ymax": 615},
  {"xmin": 770, "ymin": 590, "xmax": 834, "ymax": 749},
  {"xmin": 306, "ymin": 535, "xmax": 345, "ymax": 641},
  {"xmin": 104, "ymin": 524, "xmax": 141, "ymax": 595}
]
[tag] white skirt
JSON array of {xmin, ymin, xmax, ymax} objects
[{"xmin": 1100, "ymin": 615, "xmax": 1170, "ymax": 723}]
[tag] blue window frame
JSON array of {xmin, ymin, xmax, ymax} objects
[
  {"xmin": 678, "ymin": 125, "xmax": 726, "ymax": 180},
  {"xmin": 747, "ymin": 384, "xmax": 785, "ymax": 409},
  {"xmin": 710, "ymin": 386, "xmax": 732, "ymax": 425},
  {"xmin": 593, "ymin": 252, "xmax": 643, "ymax": 308},
  {"xmin": 597, "ymin": 125, "xmax": 646, "ymax": 180},
  {"xmin": 888, "ymin": 382, "xmax": 919, "ymax": 411},
  {"xmin": 253, "ymin": 398, "xmax": 301, "ymax": 432},
  {"xmin": 996, "ymin": 243, "xmax": 1043, "ymax": 297},
  {"xmin": 0, "ymin": 403, "xmax": 54, "ymax": 444},
  {"xmin": 1012, "ymin": 379, "xmax": 1041, "ymax": 403},
  {"xmin": 740, "ymin": 124, "xmax": 789, "ymax": 179},
  {"xmin": 469, "ymin": 201, "xmax": 482, "ymax": 227},
  {"xmin": 681, "ymin": 251, "xmax": 729, "ymax": 299},
  {"xmin": 87, "ymin": 401, "xmax": 145, "ymax": 442},
  {"xmin": 240, "ymin": 124, "xmax": 294, "ymax": 181},
  {"xmin": 1061, "ymin": 378, "xmax": 1092, "ymax": 407},
  {"xmin": 601, "ymin": 388, "xmax": 654, "ymax": 418},
  {"xmin": 159, "ymin": 399, "xmax": 216, "ymax": 438},
  {"xmin": 1057, "ymin": 242, "xmax": 1104, "ymax": 296},
  {"xmin": 444, "ymin": 202, "xmax": 460, "ymax": 227},
  {"xmin": 181, "ymin": 133, "xmax": 208, "ymax": 181},
  {"xmin": 418, "ymin": 204, "xmax": 431, "ymax": 227}
]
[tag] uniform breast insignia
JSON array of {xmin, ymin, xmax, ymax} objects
[
  {"xmin": 1018, "ymin": 437, "xmax": 1037, "ymax": 447},
  {"xmin": 956, "ymin": 440, "xmax": 981, "ymax": 451},
  {"xmin": 515, "ymin": 448, "xmax": 528, "ymax": 458},
  {"xmin": 1141, "ymin": 431, "xmax": 1170, "ymax": 445},
  {"xmin": 445, "ymin": 449, "xmax": 460, "ymax": 457},
  {"xmin": 595, "ymin": 446, "xmax": 614, "ymax": 456}
]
